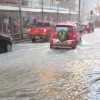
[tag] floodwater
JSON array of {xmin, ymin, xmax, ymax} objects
[{"xmin": 0, "ymin": 30, "xmax": 100, "ymax": 100}]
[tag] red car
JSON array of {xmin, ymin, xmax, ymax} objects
[
  {"xmin": 29, "ymin": 21, "xmax": 54, "ymax": 42},
  {"xmin": 82, "ymin": 21, "xmax": 94, "ymax": 33},
  {"xmin": 50, "ymin": 22, "xmax": 82, "ymax": 49}
]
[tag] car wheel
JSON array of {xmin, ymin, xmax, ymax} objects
[
  {"xmin": 50, "ymin": 44, "xmax": 53, "ymax": 49},
  {"xmin": 0, "ymin": 48, "xmax": 4, "ymax": 53},
  {"xmin": 92, "ymin": 29, "xmax": 94, "ymax": 32},
  {"xmin": 32, "ymin": 39, "xmax": 36, "ymax": 43},
  {"xmin": 72, "ymin": 42, "xmax": 77, "ymax": 49},
  {"xmin": 6, "ymin": 43, "xmax": 12, "ymax": 52},
  {"xmin": 45, "ymin": 34, "xmax": 50, "ymax": 42},
  {"xmin": 79, "ymin": 37, "xmax": 82, "ymax": 44}
]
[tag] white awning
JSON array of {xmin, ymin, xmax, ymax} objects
[
  {"xmin": 0, "ymin": 5, "xmax": 19, "ymax": 11},
  {"xmin": 0, "ymin": 5, "xmax": 78, "ymax": 14}
]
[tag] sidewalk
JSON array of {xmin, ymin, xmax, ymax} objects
[
  {"xmin": 6, "ymin": 33, "xmax": 30, "ymax": 43},
  {"xmin": 13, "ymin": 38, "xmax": 30, "ymax": 43}
]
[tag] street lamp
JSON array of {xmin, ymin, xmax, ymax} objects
[
  {"xmin": 66, "ymin": 0, "xmax": 71, "ymax": 21},
  {"xmin": 78, "ymin": 0, "xmax": 81, "ymax": 22},
  {"xmin": 52, "ymin": 0, "xmax": 53, "ymax": 6},
  {"xmin": 56, "ymin": 0, "xmax": 60, "ymax": 23},
  {"xmin": 82, "ymin": 0, "xmax": 84, "ymax": 20}
]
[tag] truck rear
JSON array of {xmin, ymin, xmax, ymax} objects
[{"xmin": 29, "ymin": 21, "xmax": 54, "ymax": 42}]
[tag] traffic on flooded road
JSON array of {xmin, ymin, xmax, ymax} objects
[
  {"xmin": 0, "ymin": 29, "xmax": 100, "ymax": 100},
  {"xmin": 0, "ymin": 0, "xmax": 100, "ymax": 100}
]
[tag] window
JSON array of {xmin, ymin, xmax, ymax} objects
[
  {"xmin": 82, "ymin": 21, "xmax": 89, "ymax": 25},
  {"xmin": 22, "ymin": 1, "xmax": 28, "ymax": 6},
  {"xmin": 55, "ymin": 25, "xmax": 73, "ymax": 33},
  {"xmin": 0, "ymin": 34, "xmax": 2, "ymax": 39},
  {"xmin": 3, "ymin": 0, "xmax": 18, "ymax": 5}
]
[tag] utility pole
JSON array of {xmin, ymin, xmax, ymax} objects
[
  {"xmin": 78, "ymin": 0, "xmax": 81, "ymax": 22},
  {"xmin": 41, "ymin": 0, "xmax": 44, "ymax": 21},
  {"xmin": 52, "ymin": 0, "xmax": 53, "ymax": 6},
  {"xmin": 56, "ymin": 0, "xmax": 60, "ymax": 23},
  {"xmin": 57, "ymin": 3, "xmax": 59, "ymax": 23},
  {"xmin": 82, "ymin": 0, "xmax": 84, "ymax": 20},
  {"xmin": 68, "ymin": 0, "xmax": 71, "ymax": 21},
  {"xmin": 66, "ymin": 0, "xmax": 71, "ymax": 21},
  {"xmin": 19, "ymin": 0, "xmax": 23, "ymax": 39},
  {"xmin": 50, "ymin": 0, "xmax": 53, "ymax": 9}
]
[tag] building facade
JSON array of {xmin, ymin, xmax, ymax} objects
[
  {"xmin": 0, "ymin": 0, "xmax": 78, "ymax": 39},
  {"xmin": 94, "ymin": 0, "xmax": 100, "ymax": 14},
  {"xmin": 59, "ymin": 0, "xmax": 76, "ymax": 11},
  {"xmin": 75, "ymin": 0, "xmax": 84, "ymax": 20}
]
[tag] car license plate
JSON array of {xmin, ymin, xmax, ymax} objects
[
  {"xmin": 35, "ymin": 36, "xmax": 40, "ymax": 39},
  {"xmin": 67, "ymin": 41, "xmax": 72, "ymax": 44}
]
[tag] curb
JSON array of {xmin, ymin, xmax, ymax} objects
[{"xmin": 13, "ymin": 38, "xmax": 30, "ymax": 43}]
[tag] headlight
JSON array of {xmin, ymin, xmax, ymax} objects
[
  {"xmin": 9, "ymin": 37, "xmax": 13, "ymax": 42},
  {"xmin": 7, "ymin": 37, "xmax": 12, "ymax": 42},
  {"xmin": 10, "ymin": 37, "xmax": 13, "ymax": 41}
]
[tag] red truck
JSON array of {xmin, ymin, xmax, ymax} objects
[{"xmin": 29, "ymin": 21, "xmax": 54, "ymax": 42}]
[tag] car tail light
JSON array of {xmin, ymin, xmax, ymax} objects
[
  {"xmin": 73, "ymin": 34, "xmax": 76, "ymax": 38},
  {"xmin": 28, "ymin": 29, "xmax": 31, "ymax": 32},
  {"xmin": 51, "ymin": 33, "xmax": 54, "ymax": 37},
  {"xmin": 51, "ymin": 32, "xmax": 57, "ymax": 39},
  {"xmin": 86, "ymin": 25, "xmax": 89, "ymax": 28}
]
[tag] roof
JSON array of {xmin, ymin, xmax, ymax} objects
[
  {"xmin": 37, "ymin": 21, "xmax": 49, "ymax": 23},
  {"xmin": 56, "ymin": 22, "xmax": 75, "ymax": 26}
]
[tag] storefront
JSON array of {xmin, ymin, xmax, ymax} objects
[
  {"xmin": 0, "ymin": 5, "xmax": 19, "ymax": 34},
  {"xmin": 0, "ymin": 4, "xmax": 78, "ymax": 39},
  {"xmin": 0, "ymin": 5, "xmax": 41, "ymax": 35}
]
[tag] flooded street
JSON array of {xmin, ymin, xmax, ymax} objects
[{"xmin": 0, "ymin": 29, "xmax": 100, "ymax": 100}]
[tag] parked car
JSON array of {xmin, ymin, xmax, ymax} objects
[
  {"xmin": 0, "ymin": 34, "xmax": 12, "ymax": 52},
  {"xmin": 50, "ymin": 22, "xmax": 82, "ymax": 49},
  {"xmin": 29, "ymin": 21, "xmax": 55, "ymax": 42},
  {"xmin": 81, "ymin": 21, "xmax": 94, "ymax": 33}
]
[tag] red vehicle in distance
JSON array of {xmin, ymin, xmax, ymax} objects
[
  {"xmin": 81, "ymin": 21, "xmax": 94, "ymax": 33},
  {"xmin": 29, "ymin": 21, "xmax": 54, "ymax": 42},
  {"xmin": 50, "ymin": 22, "xmax": 82, "ymax": 49}
]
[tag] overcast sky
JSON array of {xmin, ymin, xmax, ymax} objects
[{"xmin": 84, "ymin": 0, "xmax": 95, "ymax": 13}]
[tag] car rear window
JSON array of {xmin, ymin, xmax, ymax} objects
[
  {"xmin": 30, "ymin": 22, "xmax": 51, "ymax": 28},
  {"xmin": 37, "ymin": 22, "xmax": 50, "ymax": 27},
  {"xmin": 82, "ymin": 21, "xmax": 89, "ymax": 25},
  {"xmin": 55, "ymin": 25, "xmax": 73, "ymax": 33}
]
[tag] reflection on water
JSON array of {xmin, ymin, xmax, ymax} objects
[
  {"xmin": 38, "ymin": 70, "xmax": 56, "ymax": 82},
  {"xmin": 0, "ymin": 60, "xmax": 100, "ymax": 100}
]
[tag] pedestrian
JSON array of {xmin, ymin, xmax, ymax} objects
[
  {"xmin": 31, "ymin": 18, "xmax": 37, "ymax": 27},
  {"xmin": 3, "ymin": 23, "xmax": 6, "ymax": 33},
  {"xmin": 8, "ymin": 24, "xmax": 12, "ymax": 34},
  {"xmin": 12, "ymin": 20, "xmax": 17, "ymax": 33}
]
